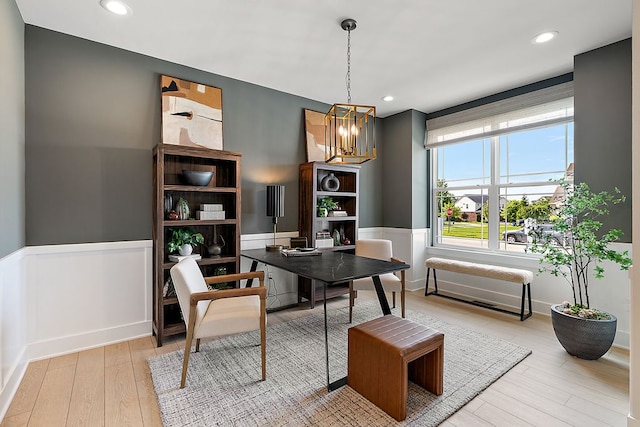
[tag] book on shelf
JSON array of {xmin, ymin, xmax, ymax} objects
[
  {"xmin": 281, "ymin": 248, "xmax": 322, "ymax": 257},
  {"xmin": 168, "ymin": 254, "xmax": 202, "ymax": 262},
  {"xmin": 196, "ymin": 210, "xmax": 226, "ymax": 220},
  {"xmin": 328, "ymin": 210, "xmax": 348, "ymax": 217},
  {"xmin": 200, "ymin": 204, "xmax": 224, "ymax": 211},
  {"xmin": 316, "ymin": 238, "xmax": 334, "ymax": 248}
]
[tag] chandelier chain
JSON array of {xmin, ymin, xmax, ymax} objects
[{"xmin": 346, "ymin": 27, "xmax": 351, "ymax": 104}]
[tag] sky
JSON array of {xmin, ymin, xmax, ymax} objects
[{"xmin": 437, "ymin": 122, "xmax": 574, "ymax": 201}]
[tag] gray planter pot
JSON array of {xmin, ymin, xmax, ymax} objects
[{"xmin": 550, "ymin": 304, "xmax": 617, "ymax": 360}]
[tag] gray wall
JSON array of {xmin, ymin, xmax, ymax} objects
[
  {"xmin": 381, "ymin": 110, "xmax": 413, "ymax": 228},
  {"xmin": 19, "ymin": 25, "xmax": 633, "ymax": 246},
  {"xmin": 411, "ymin": 110, "xmax": 428, "ymax": 230},
  {"xmin": 574, "ymin": 38, "xmax": 632, "ymax": 242},
  {"xmin": 357, "ymin": 125, "xmax": 384, "ymax": 228},
  {"xmin": 24, "ymin": 26, "xmax": 383, "ymax": 245},
  {"xmin": 379, "ymin": 109, "xmax": 428, "ymax": 230},
  {"xmin": 0, "ymin": 0, "xmax": 25, "ymax": 257}
]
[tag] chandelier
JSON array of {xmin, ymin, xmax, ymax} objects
[{"xmin": 325, "ymin": 19, "xmax": 377, "ymax": 164}]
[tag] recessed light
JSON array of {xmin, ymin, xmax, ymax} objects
[
  {"xmin": 100, "ymin": 0, "xmax": 131, "ymax": 15},
  {"xmin": 532, "ymin": 31, "xmax": 558, "ymax": 44},
  {"xmin": 382, "ymin": 95, "xmax": 394, "ymax": 102}
]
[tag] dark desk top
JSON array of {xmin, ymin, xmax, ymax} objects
[{"xmin": 241, "ymin": 249, "xmax": 410, "ymax": 285}]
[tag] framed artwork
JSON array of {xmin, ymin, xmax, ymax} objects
[
  {"xmin": 161, "ymin": 75, "xmax": 223, "ymax": 150},
  {"xmin": 304, "ymin": 109, "xmax": 327, "ymax": 162}
]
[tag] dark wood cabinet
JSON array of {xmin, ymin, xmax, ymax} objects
[
  {"xmin": 298, "ymin": 162, "xmax": 360, "ymax": 307},
  {"xmin": 152, "ymin": 144, "xmax": 241, "ymax": 346}
]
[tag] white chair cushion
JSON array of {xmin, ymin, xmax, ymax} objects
[
  {"xmin": 355, "ymin": 239, "xmax": 393, "ymax": 260},
  {"xmin": 170, "ymin": 258, "xmax": 211, "ymax": 329},
  {"xmin": 352, "ymin": 272, "xmax": 402, "ymax": 292},
  {"xmin": 195, "ymin": 294, "xmax": 262, "ymax": 338},
  {"xmin": 353, "ymin": 239, "xmax": 401, "ymax": 293}
]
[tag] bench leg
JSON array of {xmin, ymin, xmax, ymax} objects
[
  {"xmin": 520, "ymin": 282, "xmax": 533, "ymax": 321},
  {"xmin": 425, "ymin": 268, "xmax": 438, "ymax": 296}
]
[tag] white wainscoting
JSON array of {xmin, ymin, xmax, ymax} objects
[
  {"xmin": 358, "ymin": 227, "xmax": 429, "ymax": 292},
  {"xmin": 0, "ymin": 241, "xmax": 152, "ymax": 421},
  {"xmin": 24, "ymin": 241, "xmax": 153, "ymax": 360},
  {"xmin": 240, "ymin": 232, "xmax": 300, "ymax": 310},
  {"xmin": 0, "ymin": 249, "xmax": 27, "ymax": 423}
]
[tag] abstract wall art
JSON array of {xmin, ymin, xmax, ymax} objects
[
  {"xmin": 304, "ymin": 109, "xmax": 327, "ymax": 162},
  {"xmin": 161, "ymin": 76, "xmax": 223, "ymax": 150}
]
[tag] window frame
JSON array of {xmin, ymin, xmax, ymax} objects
[{"xmin": 430, "ymin": 114, "xmax": 574, "ymax": 254}]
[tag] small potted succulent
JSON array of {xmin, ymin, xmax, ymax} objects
[
  {"xmin": 528, "ymin": 179, "xmax": 632, "ymax": 359},
  {"xmin": 167, "ymin": 227, "xmax": 204, "ymax": 256},
  {"xmin": 317, "ymin": 197, "xmax": 339, "ymax": 218}
]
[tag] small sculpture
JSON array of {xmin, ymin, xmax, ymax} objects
[
  {"xmin": 333, "ymin": 229, "xmax": 342, "ymax": 246},
  {"xmin": 177, "ymin": 198, "xmax": 190, "ymax": 220}
]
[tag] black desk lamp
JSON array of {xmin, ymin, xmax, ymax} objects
[{"xmin": 266, "ymin": 185, "xmax": 285, "ymax": 251}]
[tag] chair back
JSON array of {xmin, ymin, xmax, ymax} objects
[
  {"xmin": 355, "ymin": 239, "xmax": 393, "ymax": 261},
  {"xmin": 170, "ymin": 258, "xmax": 210, "ymax": 329}
]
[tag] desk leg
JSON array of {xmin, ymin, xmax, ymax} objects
[
  {"xmin": 245, "ymin": 260, "xmax": 258, "ymax": 287},
  {"xmin": 372, "ymin": 275, "xmax": 392, "ymax": 316},
  {"xmin": 323, "ymin": 283, "xmax": 330, "ymax": 391},
  {"xmin": 325, "ymin": 277, "xmax": 391, "ymax": 392},
  {"xmin": 324, "ymin": 280, "xmax": 348, "ymax": 392}
]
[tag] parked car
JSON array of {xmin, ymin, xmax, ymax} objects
[
  {"xmin": 502, "ymin": 228, "xmax": 528, "ymax": 244},
  {"xmin": 502, "ymin": 224, "xmax": 569, "ymax": 245}
]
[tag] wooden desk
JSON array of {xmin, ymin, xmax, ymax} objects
[{"xmin": 241, "ymin": 249, "xmax": 410, "ymax": 391}]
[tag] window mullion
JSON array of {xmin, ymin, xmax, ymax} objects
[{"xmin": 488, "ymin": 136, "xmax": 500, "ymax": 249}]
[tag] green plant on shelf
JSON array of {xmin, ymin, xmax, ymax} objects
[
  {"xmin": 167, "ymin": 227, "xmax": 204, "ymax": 254},
  {"xmin": 317, "ymin": 197, "xmax": 339, "ymax": 217}
]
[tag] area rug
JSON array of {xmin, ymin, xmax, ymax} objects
[{"xmin": 148, "ymin": 302, "xmax": 531, "ymax": 426}]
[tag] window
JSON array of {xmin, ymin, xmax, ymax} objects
[{"xmin": 427, "ymin": 83, "xmax": 574, "ymax": 253}]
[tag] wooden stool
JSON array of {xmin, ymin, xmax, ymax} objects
[{"xmin": 348, "ymin": 315, "xmax": 444, "ymax": 421}]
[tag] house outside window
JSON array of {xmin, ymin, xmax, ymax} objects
[{"xmin": 427, "ymin": 83, "xmax": 574, "ymax": 253}]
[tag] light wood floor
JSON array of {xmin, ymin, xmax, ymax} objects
[{"xmin": 1, "ymin": 291, "xmax": 630, "ymax": 427}]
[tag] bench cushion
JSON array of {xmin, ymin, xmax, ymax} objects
[{"xmin": 425, "ymin": 257, "xmax": 533, "ymax": 284}]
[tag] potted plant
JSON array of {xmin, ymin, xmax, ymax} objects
[
  {"xmin": 317, "ymin": 197, "xmax": 339, "ymax": 218},
  {"xmin": 167, "ymin": 227, "xmax": 204, "ymax": 256},
  {"xmin": 528, "ymin": 179, "xmax": 632, "ymax": 359}
]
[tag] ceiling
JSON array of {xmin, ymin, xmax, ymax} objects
[{"xmin": 15, "ymin": 0, "xmax": 632, "ymax": 117}]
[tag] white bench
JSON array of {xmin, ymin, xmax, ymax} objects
[{"xmin": 424, "ymin": 257, "xmax": 533, "ymax": 321}]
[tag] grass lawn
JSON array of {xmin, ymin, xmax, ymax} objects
[{"xmin": 442, "ymin": 221, "xmax": 520, "ymax": 239}]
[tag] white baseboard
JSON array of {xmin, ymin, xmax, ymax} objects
[
  {"xmin": 0, "ymin": 348, "xmax": 27, "ymax": 423},
  {"xmin": 27, "ymin": 321, "xmax": 152, "ymax": 362}
]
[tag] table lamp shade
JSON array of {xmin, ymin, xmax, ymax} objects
[{"xmin": 266, "ymin": 185, "xmax": 285, "ymax": 218}]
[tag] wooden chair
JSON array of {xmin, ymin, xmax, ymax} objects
[
  {"xmin": 349, "ymin": 239, "xmax": 406, "ymax": 322},
  {"xmin": 170, "ymin": 258, "xmax": 267, "ymax": 388}
]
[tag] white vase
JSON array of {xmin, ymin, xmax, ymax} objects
[{"xmin": 178, "ymin": 244, "xmax": 193, "ymax": 256}]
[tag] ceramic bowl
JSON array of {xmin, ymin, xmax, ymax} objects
[{"xmin": 182, "ymin": 170, "xmax": 213, "ymax": 186}]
